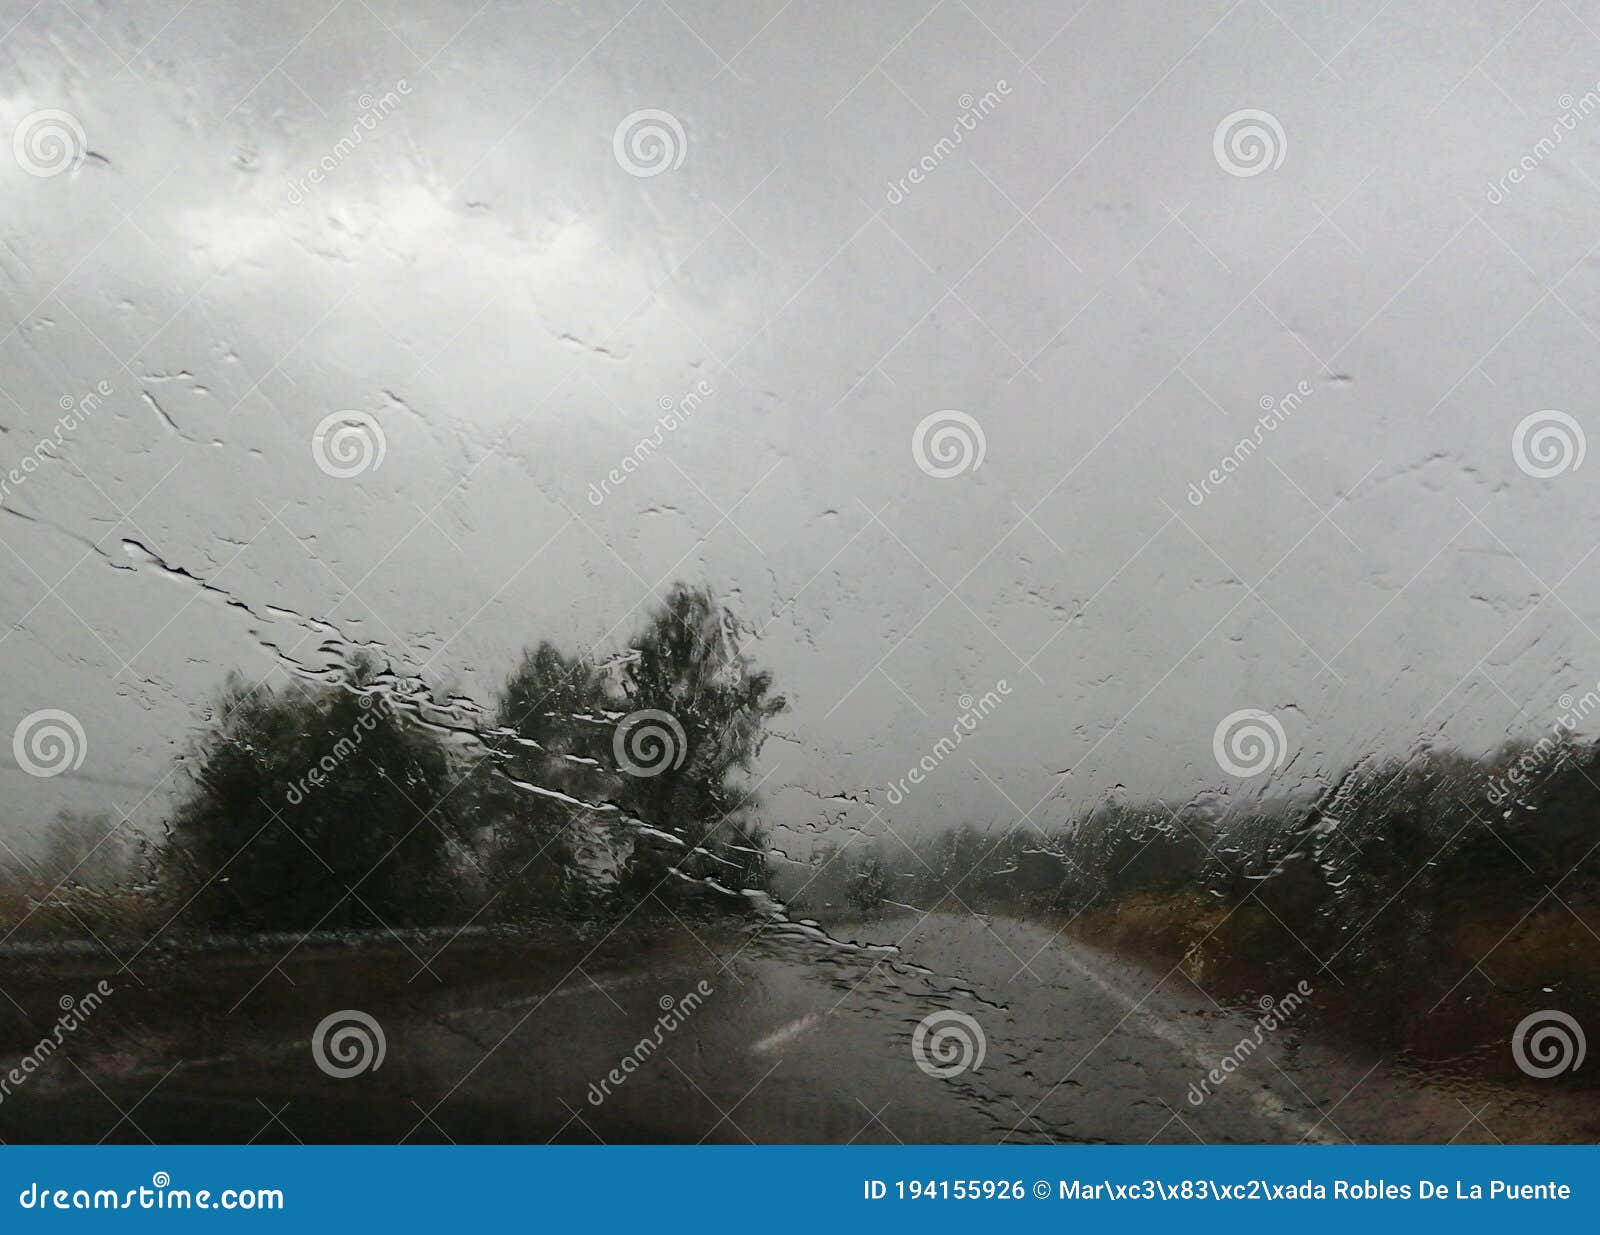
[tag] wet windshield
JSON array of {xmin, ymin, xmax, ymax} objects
[{"xmin": 1, "ymin": 0, "xmax": 1595, "ymax": 1145}]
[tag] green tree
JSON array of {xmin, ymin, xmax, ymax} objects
[
  {"xmin": 612, "ymin": 584, "xmax": 787, "ymax": 903},
  {"xmin": 157, "ymin": 655, "xmax": 468, "ymax": 933},
  {"xmin": 844, "ymin": 845, "xmax": 889, "ymax": 913},
  {"xmin": 479, "ymin": 640, "xmax": 613, "ymax": 918}
]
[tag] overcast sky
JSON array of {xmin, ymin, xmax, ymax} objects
[{"xmin": 3, "ymin": 0, "xmax": 1600, "ymax": 851}]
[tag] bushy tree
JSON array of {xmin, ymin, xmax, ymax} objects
[
  {"xmin": 844, "ymin": 846, "xmax": 889, "ymax": 913},
  {"xmin": 478, "ymin": 640, "xmax": 613, "ymax": 918},
  {"xmin": 611, "ymin": 583, "xmax": 787, "ymax": 901},
  {"xmin": 157, "ymin": 656, "xmax": 467, "ymax": 932},
  {"xmin": 151, "ymin": 585, "xmax": 789, "ymax": 935}
]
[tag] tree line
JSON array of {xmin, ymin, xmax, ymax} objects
[
  {"xmin": 145, "ymin": 582, "xmax": 785, "ymax": 934},
  {"xmin": 810, "ymin": 736, "xmax": 1600, "ymax": 1064}
]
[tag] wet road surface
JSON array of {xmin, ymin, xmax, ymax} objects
[{"xmin": 2, "ymin": 913, "xmax": 1585, "ymax": 1143}]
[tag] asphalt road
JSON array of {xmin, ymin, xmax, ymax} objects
[{"xmin": 1, "ymin": 913, "xmax": 1582, "ymax": 1143}]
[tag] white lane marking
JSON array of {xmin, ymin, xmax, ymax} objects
[
  {"xmin": 751, "ymin": 1012, "xmax": 824, "ymax": 1055},
  {"xmin": 1052, "ymin": 944, "xmax": 1333, "ymax": 1144}
]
